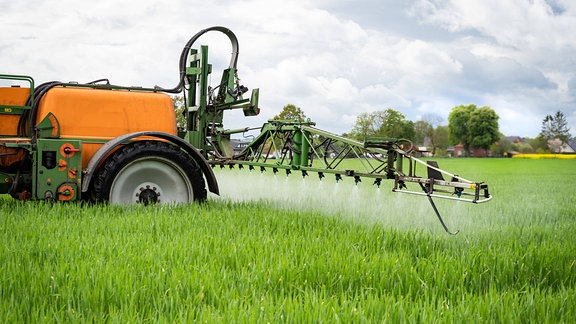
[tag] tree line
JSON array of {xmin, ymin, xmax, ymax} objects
[
  {"xmin": 274, "ymin": 103, "xmax": 573, "ymax": 156},
  {"xmin": 342, "ymin": 104, "xmax": 502, "ymax": 156}
]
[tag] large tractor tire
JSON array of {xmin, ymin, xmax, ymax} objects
[{"xmin": 92, "ymin": 141, "xmax": 207, "ymax": 204}]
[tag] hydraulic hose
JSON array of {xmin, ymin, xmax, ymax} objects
[
  {"xmin": 19, "ymin": 81, "xmax": 62, "ymax": 137},
  {"xmin": 156, "ymin": 26, "xmax": 239, "ymax": 93}
]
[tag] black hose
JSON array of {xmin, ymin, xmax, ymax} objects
[
  {"xmin": 156, "ymin": 26, "xmax": 239, "ymax": 94},
  {"xmin": 18, "ymin": 81, "xmax": 61, "ymax": 136},
  {"xmin": 30, "ymin": 82, "xmax": 64, "ymax": 138}
]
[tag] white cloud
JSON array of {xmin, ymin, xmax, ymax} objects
[
  {"xmin": 410, "ymin": 0, "xmax": 575, "ymax": 48},
  {"xmin": 1, "ymin": 0, "xmax": 575, "ymax": 138}
]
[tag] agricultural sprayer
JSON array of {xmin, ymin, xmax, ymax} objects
[{"xmin": 0, "ymin": 26, "xmax": 491, "ymax": 233}]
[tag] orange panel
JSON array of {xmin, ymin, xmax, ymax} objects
[
  {"xmin": 0, "ymin": 145, "xmax": 28, "ymax": 168},
  {"xmin": 36, "ymin": 87, "xmax": 177, "ymax": 139},
  {"xmin": 0, "ymin": 87, "xmax": 30, "ymax": 105},
  {"xmin": 35, "ymin": 87, "xmax": 178, "ymax": 167},
  {"xmin": 0, "ymin": 87, "xmax": 31, "ymax": 136},
  {"xmin": 79, "ymin": 142, "xmax": 106, "ymax": 169}
]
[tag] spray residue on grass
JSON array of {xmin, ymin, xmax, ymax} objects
[{"xmin": 212, "ymin": 168, "xmax": 465, "ymax": 233}]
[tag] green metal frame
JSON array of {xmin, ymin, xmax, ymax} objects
[{"xmin": 183, "ymin": 45, "xmax": 260, "ymax": 158}]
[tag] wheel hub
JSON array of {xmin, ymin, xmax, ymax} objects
[
  {"xmin": 134, "ymin": 183, "xmax": 162, "ymax": 204},
  {"xmin": 108, "ymin": 156, "xmax": 194, "ymax": 205}
]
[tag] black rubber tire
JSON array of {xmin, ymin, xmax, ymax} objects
[{"xmin": 92, "ymin": 141, "xmax": 207, "ymax": 204}]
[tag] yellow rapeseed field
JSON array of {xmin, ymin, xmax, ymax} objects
[{"xmin": 513, "ymin": 153, "xmax": 576, "ymax": 159}]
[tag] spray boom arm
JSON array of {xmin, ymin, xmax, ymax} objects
[{"xmin": 176, "ymin": 27, "xmax": 492, "ymax": 234}]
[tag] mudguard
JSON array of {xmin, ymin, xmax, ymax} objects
[{"xmin": 81, "ymin": 131, "xmax": 219, "ymax": 195}]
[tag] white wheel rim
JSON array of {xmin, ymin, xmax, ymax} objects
[{"xmin": 109, "ymin": 156, "xmax": 193, "ymax": 204}]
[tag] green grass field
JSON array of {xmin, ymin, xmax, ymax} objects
[{"xmin": 1, "ymin": 158, "xmax": 575, "ymax": 322}]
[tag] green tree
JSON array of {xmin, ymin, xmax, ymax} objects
[
  {"xmin": 349, "ymin": 112, "xmax": 377, "ymax": 140},
  {"xmin": 541, "ymin": 110, "xmax": 571, "ymax": 144},
  {"xmin": 398, "ymin": 120, "xmax": 416, "ymax": 141},
  {"xmin": 274, "ymin": 104, "xmax": 307, "ymax": 122},
  {"xmin": 448, "ymin": 104, "xmax": 500, "ymax": 156},
  {"xmin": 469, "ymin": 106, "xmax": 500, "ymax": 150},
  {"xmin": 348, "ymin": 109, "xmax": 415, "ymax": 141},
  {"xmin": 171, "ymin": 95, "xmax": 187, "ymax": 130},
  {"xmin": 448, "ymin": 104, "xmax": 476, "ymax": 155},
  {"xmin": 378, "ymin": 109, "xmax": 415, "ymax": 140}
]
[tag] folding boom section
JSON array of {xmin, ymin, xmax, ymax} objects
[
  {"xmin": 209, "ymin": 120, "xmax": 491, "ymax": 205},
  {"xmin": 208, "ymin": 120, "xmax": 491, "ymax": 234}
]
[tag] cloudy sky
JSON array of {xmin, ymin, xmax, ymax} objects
[{"xmin": 2, "ymin": 0, "xmax": 575, "ymax": 138}]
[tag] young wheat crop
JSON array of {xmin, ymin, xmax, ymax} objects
[{"xmin": 1, "ymin": 158, "xmax": 575, "ymax": 322}]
